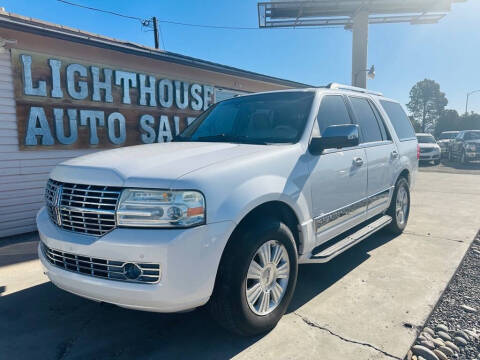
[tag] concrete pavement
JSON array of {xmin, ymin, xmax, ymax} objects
[{"xmin": 0, "ymin": 171, "xmax": 479, "ymax": 360}]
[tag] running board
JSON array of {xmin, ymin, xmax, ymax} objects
[{"xmin": 303, "ymin": 215, "xmax": 392, "ymax": 264}]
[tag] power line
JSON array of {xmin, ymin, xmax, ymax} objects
[
  {"xmin": 157, "ymin": 19, "xmax": 258, "ymax": 30},
  {"xmin": 57, "ymin": 0, "xmax": 143, "ymax": 22},
  {"xmin": 157, "ymin": 23, "xmax": 166, "ymax": 50},
  {"xmin": 56, "ymin": 0, "xmax": 341, "ymax": 31}
]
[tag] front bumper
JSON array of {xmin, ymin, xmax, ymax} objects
[
  {"xmin": 37, "ymin": 207, "xmax": 234, "ymax": 312},
  {"xmin": 465, "ymin": 151, "xmax": 480, "ymax": 160},
  {"xmin": 419, "ymin": 153, "xmax": 440, "ymax": 161}
]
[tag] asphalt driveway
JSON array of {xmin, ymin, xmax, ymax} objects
[{"xmin": 1, "ymin": 171, "xmax": 479, "ymax": 360}]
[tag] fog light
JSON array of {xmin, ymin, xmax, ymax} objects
[{"xmin": 123, "ymin": 263, "xmax": 141, "ymax": 280}]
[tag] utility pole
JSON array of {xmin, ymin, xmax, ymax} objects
[
  {"xmin": 351, "ymin": 11, "xmax": 369, "ymax": 88},
  {"xmin": 152, "ymin": 16, "xmax": 159, "ymax": 49},
  {"xmin": 465, "ymin": 90, "xmax": 480, "ymax": 114}
]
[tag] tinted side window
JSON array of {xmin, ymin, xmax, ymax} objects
[
  {"xmin": 349, "ymin": 97, "xmax": 382, "ymax": 143},
  {"xmin": 315, "ymin": 95, "xmax": 351, "ymax": 135},
  {"xmin": 380, "ymin": 100, "xmax": 416, "ymax": 140},
  {"xmin": 370, "ymin": 102, "xmax": 391, "ymax": 140}
]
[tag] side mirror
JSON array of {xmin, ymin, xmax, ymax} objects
[{"xmin": 309, "ymin": 124, "xmax": 360, "ymax": 155}]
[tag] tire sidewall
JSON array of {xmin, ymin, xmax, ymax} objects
[
  {"xmin": 389, "ymin": 177, "xmax": 410, "ymax": 232},
  {"xmin": 461, "ymin": 150, "xmax": 467, "ymax": 164},
  {"xmin": 228, "ymin": 221, "xmax": 298, "ymax": 335}
]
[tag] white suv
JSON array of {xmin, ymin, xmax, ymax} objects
[{"xmin": 37, "ymin": 84, "xmax": 418, "ymax": 336}]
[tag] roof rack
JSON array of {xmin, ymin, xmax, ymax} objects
[{"xmin": 326, "ymin": 83, "xmax": 383, "ymax": 96}]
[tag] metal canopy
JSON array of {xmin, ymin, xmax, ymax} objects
[
  {"xmin": 257, "ymin": 0, "xmax": 464, "ymax": 88},
  {"xmin": 258, "ymin": 0, "xmax": 461, "ymax": 28}
]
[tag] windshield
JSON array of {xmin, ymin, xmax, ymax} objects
[
  {"xmin": 439, "ymin": 132, "xmax": 458, "ymax": 140},
  {"xmin": 465, "ymin": 131, "xmax": 480, "ymax": 140},
  {"xmin": 417, "ymin": 135, "xmax": 436, "ymax": 144},
  {"xmin": 176, "ymin": 91, "xmax": 315, "ymax": 144}
]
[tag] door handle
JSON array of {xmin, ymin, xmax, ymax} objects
[
  {"xmin": 353, "ymin": 157, "xmax": 363, "ymax": 166},
  {"xmin": 391, "ymin": 150, "xmax": 399, "ymax": 159}
]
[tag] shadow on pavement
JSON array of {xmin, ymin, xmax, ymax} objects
[
  {"xmin": 0, "ymin": 231, "xmax": 398, "ymax": 360},
  {"xmin": 440, "ymin": 159, "xmax": 480, "ymax": 170},
  {"xmin": 288, "ymin": 230, "xmax": 396, "ymax": 312},
  {"xmin": 0, "ymin": 232, "xmax": 39, "ymax": 267}
]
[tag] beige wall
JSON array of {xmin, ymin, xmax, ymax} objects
[{"xmin": 0, "ymin": 28, "xmax": 292, "ymax": 237}]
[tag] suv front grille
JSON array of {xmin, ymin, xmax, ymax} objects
[
  {"xmin": 45, "ymin": 179, "xmax": 122, "ymax": 236},
  {"xmin": 41, "ymin": 242, "xmax": 160, "ymax": 284},
  {"xmin": 420, "ymin": 148, "xmax": 434, "ymax": 153}
]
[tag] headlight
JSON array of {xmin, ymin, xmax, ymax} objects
[
  {"xmin": 466, "ymin": 144, "xmax": 476, "ymax": 152},
  {"xmin": 117, "ymin": 189, "xmax": 205, "ymax": 228}
]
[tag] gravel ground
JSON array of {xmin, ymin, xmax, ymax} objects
[{"xmin": 407, "ymin": 232, "xmax": 480, "ymax": 360}]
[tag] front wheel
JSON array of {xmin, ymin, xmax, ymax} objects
[
  {"xmin": 460, "ymin": 150, "xmax": 468, "ymax": 164},
  {"xmin": 209, "ymin": 219, "xmax": 298, "ymax": 336},
  {"xmin": 386, "ymin": 177, "xmax": 410, "ymax": 235}
]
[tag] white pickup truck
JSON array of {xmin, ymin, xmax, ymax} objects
[{"xmin": 37, "ymin": 83, "xmax": 418, "ymax": 336}]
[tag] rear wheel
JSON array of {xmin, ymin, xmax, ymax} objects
[
  {"xmin": 209, "ymin": 218, "xmax": 298, "ymax": 336},
  {"xmin": 386, "ymin": 177, "xmax": 410, "ymax": 235}
]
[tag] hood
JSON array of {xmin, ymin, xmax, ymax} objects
[{"xmin": 51, "ymin": 142, "xmax": 268, "ymax": 188}]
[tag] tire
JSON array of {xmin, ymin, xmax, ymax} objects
[
  {"xmin": 386, "ymin": 177, "xmax": 410, "ymax": 235},
  {"xmin": 460, "ymin": 150, "xmax": 468, "ymax": 164},
  {"xmin": 208, "ymin": 218, "xmax": 298, "ymax": 336},
  {"xmin": 433, "ymin": 159, "xmax": 440, "ymax": 165}
]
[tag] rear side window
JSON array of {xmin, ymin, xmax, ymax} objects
[
  {"xmin": 380, "ymin": 100, "xmax": 416, "ymax": 140},
  {"xmin": 370, "ymin": 102, "xmax": 391, "ymax": 140},
  {"xmin": 349, "ymin": 97, "xmax": 383, "ymax": 143},
  {"xmin": 314, "ymin": 95, "xmax": 352, "ymax": 136}
]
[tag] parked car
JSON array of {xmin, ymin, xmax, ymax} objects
[
  {"xmin": 448, "ymin": 130, "xmax": 480, "ymax": 163},
  {"xmin": 437, "ymin": 131, "xmax": 459, "ymax": 158},
  {"xmin": 416, "ymin": 133, "xmax": 441, "ymax": 165},
  {"xmin": 37, "ymin": 84, "xmax": 418, "ymax": 336}
]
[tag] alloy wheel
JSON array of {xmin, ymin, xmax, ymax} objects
[
  {"xmin": 245, "ymin": 240, "xmax": 290, "ymax": 316},
  {"xmin": 395, "ymin": 186, "xmax": 409, "ymax": 226}
]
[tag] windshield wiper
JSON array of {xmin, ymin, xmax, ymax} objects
[
  {"xmin": 173, "ymin": 134, "xmax": 272, "ymax": 145},
  {"xmin": 195, "ymin": 134, "xmax": 269, "ymax": 145},
  {"xmin": 196, "ymin": 134, "xmax": 233, "ymax": 142}
]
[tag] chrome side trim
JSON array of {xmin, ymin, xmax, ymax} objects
[
  {"xmin": 367, "ymin": 188, "xmax": 392, "ymax": 210},
  {"xmin": 314, "ymin": 188, "xmax": 392, "ymax": 234},
  {"xmin": 314, "ymin": 197, "xmax": 368, "ymax": 234}
]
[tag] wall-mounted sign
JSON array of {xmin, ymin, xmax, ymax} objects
[{"xmin": 11, "ymin": 49, "xmax": 215, "ymax": 149}]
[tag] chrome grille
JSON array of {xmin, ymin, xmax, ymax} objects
[
  {"xmin": 420, "ymin": 147, "xmax": 434, "ymax": 153},
  {"xmin": 45, "ymin": 179, "xmax": 122, "ymax": 236},
  {"xmin": 41, "ymin": 242, "xmax": 160, "ymax": 284}
]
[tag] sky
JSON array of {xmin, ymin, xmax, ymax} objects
[{"xmin": 3, "ymin": 0, "xmax": 480, "ymax": 114}]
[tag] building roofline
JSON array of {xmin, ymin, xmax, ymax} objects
[{"xmin": 0, "ymin": 10, "xmax": 311, "ymax": 89}]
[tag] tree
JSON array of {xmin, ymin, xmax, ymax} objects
[
  {"xmin": 409, "ymin": 115, "xmax": 422, "ymax": 133},
  {"xmin": 407, "ymin": 79, "xmax": 448, "ymax": 133},
  {"xmin": 434, "ymin": 109, "xmax": 459, "ymax": 137},
  {"xmin": 458, "ymin": 112, "xmax": 480, "ymax": 131}
]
